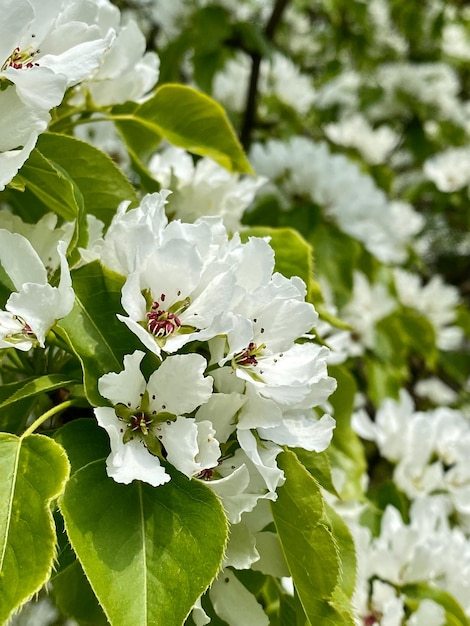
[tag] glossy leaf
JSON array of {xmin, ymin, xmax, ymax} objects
[
  {"xmin": 113, "ymin": 84, "xmax": 252, "ymax": 174},
  {"xmin": 0, "ymin": 434, "xmax": 70, "ymax": 623},
  {"xmin": 271, "ymin": 450, "xmax": 355, "ymax": 626},
  {"xmin": 13, "ymin": 147, "xmax": 82, "ymax": 221},
  {"xmin": 35, "ymin": 133, "xmax": 138, "ymax": 227},
  {"xmin": 52, "ymin": 559, "xmax": 109, "ymax": 626},
  {"xmin": 60, "ymin": 460, "xmax": 228, "ymax": 626}
]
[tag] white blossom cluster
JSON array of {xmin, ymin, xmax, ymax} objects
[
  {"xmin": 0, "ymin": 0, "xmax": 158, "ymax": 190},
  {"xmin": 250, "ymin": 136, "xmax": 424, "ymax": 264},
  {"xmin": 84, "ymin": 191, "xmax": 336, "ymax": 511},
  {"xmin": 354, "ymin": 389, "xmax": 470, "ymax": 521},
  {"xmin": 347, "ymin": 495, "xmax": 470, "ymax": 625}
]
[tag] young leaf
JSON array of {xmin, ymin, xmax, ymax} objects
[
  {"xmin": 0, "ymin": 434, "xmax": 70, "ymax": 623},
  {"xmin": 271, "ymin": 450, "xmax": 355, "ymax": 626},
  {"xmin": 55, "ymin": 261, "xmax": 142, "ymax": 406},
  {"xmin": 60, "ymin": 461, "xmax": 229, "ymax": 626},
  {"xmin": 113, "ymin": 84, "xmax": 253, "ymax": 174}
]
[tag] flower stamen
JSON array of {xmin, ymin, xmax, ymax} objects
[
  {"xmin": 2, "ymin": 45, "xmax": 40, "ymax": 72},
  {"xmin": 146, "ymin": 300, "xmax": 182, "ymax": 338}
]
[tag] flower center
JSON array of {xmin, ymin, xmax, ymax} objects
[
  {"xmin": 233, "ymin": 342, "xmax": 266, "ymax": 367},
  {"xmin": 147, "ymin": 300, "xmax": 181, "ymax": 338},
  {"xmin": 2, "ymin": 45, "xmax": 40, "ymax": 72},
  {"xmin": 0, "ymin": 314, "xmax": 38, "ymax": 347}
]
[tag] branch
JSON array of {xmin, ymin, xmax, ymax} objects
[{"xmin": 240, "ymin": 0, "xmax": 290, "ymax": 151}]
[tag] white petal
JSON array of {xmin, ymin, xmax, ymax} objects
[
  {"xmin": 94, "ymin": 407, "xmax": 170, "ymax": 487},
  {"xmin": 258, "ymin": 413, "xmax": 336, "ymax": 452},
  {"xmin": 237, "ymin": 429, "xmax": 284, "ymax": 494},
  {"xmin": 237, "ymin": 391, "xmax": 282, "ymax": 430},
  {"xmin": 97, "ymin": 350, "xmax": 146, "ymax": 407},
  {"xmin": 116, "ymin": 314, "xmax": 162, "ymax": 358},
  {"xmin": 147, "ymin": 353, "xmax": 212, "ymax": 416},
  {"xmin": 160, "ymin": 417, "xmax": 219, "ymax": 478},
  {"xmin": 191, "ymin": 597, "xmax": 211, "ymax": 626},
  {"xmin": 223, "ymin": 522, "xmax": 259, "ymax": 569},
  {"xmin": 0, "ymin": 229, "xmax": 47, "ymax": 288},
  {"xmin": 4, "ymin": 66, "xmax": 67, "ymax": 110},
  {"xmin": 205, "ymin": 464, "xmax": 257, "ymax": 524},
  {"xmin": 196, "ymin": 392, "xmax": 245, "ymax": 443},
  {"xmin": 210, "ymin": 569, "xmax": 269, "ymax": 626}
]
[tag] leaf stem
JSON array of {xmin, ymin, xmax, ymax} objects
[{"xmin": 21, "ymin": 399, "xmax": 78, "ymax": 439}]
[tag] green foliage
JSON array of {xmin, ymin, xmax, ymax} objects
[
  {"xmin": 36, "ymin": 133, "xmax": 138, "ymax": 227},
  {"xmin": 327, "ymin": 365, "xmax": 367, "ymax": 500},
  {"xmin": 0, "ymin": 434, "xmax": 70, "ymax": 623},
  {"xmin": 59, "ymin": 419, "xmax": 229, "ymax": 626},
  {"xmin": 113, "ymin": 84, "xmax": 253, "ymax": 175},
  {"xmin": 272, "ymin": 450, "xmax": 356, "ymax": 626}
]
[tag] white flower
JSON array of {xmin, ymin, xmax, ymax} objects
[
  {"xmin": 77, "ymin": 9, "xmax": 160, "ymax": 106},
  {"xmin": 94, "ymin": 350, "xmax": 216, "ymax": 487},
  {"xmin": 0, "ymin": 231, "xmax": 74, "ymax": 350},
  {"xmin": 340, "ymin": 271, "xmax": 397, "ymax": 355},
  {"xmin": 0, "ymin": 95, "xmax": 49, "ymax": 190},
  {"xmin": 81, "ymin": 191, "xmax": 171, "ymax": 274},
  {"xmin": 393, "ymin": 268, "xmax": 463, "ymax": 350},
  {"xmin": 0, "ymin": 210, "xmax": 74, "ymax": 269},
  {"xmin": 117, "ymin": 224, "xmax": 236, "ymax": 357},
  {"xmin": 250, "ymin": 136, "xmax": 422, "ymax": 263},
  {"xmin": 148, "ymin": 146, "xmax": 265, "ymax": 232},
  {"xmin": 0, "ymin": 0, "xmax": 115, "ymax": 188},
  {"xmin": 424, "ymin": 146, "xmax": 470, "ymax": 192},
  {"xmin": 324, "ymin": 113, "xmax": 400, "ymax": 165}
]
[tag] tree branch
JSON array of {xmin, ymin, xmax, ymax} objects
[{"xmin": 240, "ymin": 0, "xmax": 290, "ymax": 151}]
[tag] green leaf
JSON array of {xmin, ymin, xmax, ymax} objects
[
  {"xmin": 60, "ymin": 461, "xmax": 229, "ymax": 626},
  {"xmin": 113, "ymin": 84, "xmax": 252, "ymax": 174},
  {"xmin": 55, "ymin": 261, "xmax": 142, "ymax": 406},
  {"xmin": 36, "ymin": 133, "xmax": 138, "ymax": 227},
  {"xmin": 327, "ymin": 366, "xmax": 367, "ymax": 500},
  {"xmin": 293, "ymin": 449, "xmax": 339, "ymax": 497},
  {"xmin": 0, "ymin": 374, "xmax": 78, "ymax": 411},
  {"xmin": 310, "ymin": 225, "xmax": 361, "ymax": 308},
  {"xmin": 363, "ymin": 357, "xmax": 404, "ymax": 407},
  {"xmin": 13, "ymin": 147, "xmax": 82, "ymax": 221},
  {"xmin": 53, "ymin": 418, "xmax": 111, "ymax": 475},
  {"xmin": 0, "ymin": 434, "xmax": 70, "ymax": 623},
  {"xmin": 398, "ymin": 307, "xmax": 437, "ymax": 367},
  {"xmin": 52, "ymin": 559, "xmax": 109, "ymax": 626},
  {"xmin": 271, "ymin": 450, "xmax": 355, "ymax": 626}
]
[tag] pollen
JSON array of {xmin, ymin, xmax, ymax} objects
[{"xmin": 2, "ymin": 45, "xmax": 40, "ymax": 72}]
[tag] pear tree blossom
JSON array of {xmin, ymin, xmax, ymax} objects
[
  {"xmin": 0, "ymin": 230, "xmax": 74, "ymax": 350},
  {"xmin": 3, "ymin": 1, "xmax": 470, "ymax": 625}
]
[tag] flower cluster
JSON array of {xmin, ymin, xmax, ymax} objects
[{"xmin": 91, "ymin": 192, "xmax": 337, "ymax": 513}]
